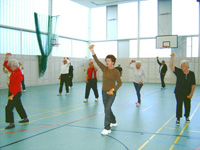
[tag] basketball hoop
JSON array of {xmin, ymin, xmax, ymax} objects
[
  {"xmin": 52, "ymin": 34, "xmax": 60, "ymax": 47},
  {"xmin": 163, "ymin": 45, "xmax": 168, "ymax": 48}
]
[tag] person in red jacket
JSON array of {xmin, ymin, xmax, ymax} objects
[{"xmin": 4, "ymin": 53, "xmax": 29, "ymax": 129}]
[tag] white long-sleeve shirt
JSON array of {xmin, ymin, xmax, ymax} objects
[
  {"xmin": 60, "ymin": 61, "xmax": 70, "ymax": 75},
  {"xmin": 127, "ymin": 64, "xmax": 146, "ymax": 83}
]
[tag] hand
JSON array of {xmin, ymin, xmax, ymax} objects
[
  {"xmin": 170, "ymin": 53, "xmax": 175, "ymax": 57},
  {"xmin": 187, "ymin": 94, "xmax": 193, "ymax": 99},
  {"xmin": 8, "ymin": 95, "xmax": 14, "ymax": 100},
  {"xmin": 59, "ymin": 76, "xmax": 61, "ymax": 80},
  {"xmin": 107, "ymin": 89, "xmax": 114, "ymax": 95},
  {"xmin": 86, "ymin": 79, "xmax": 88, "ymax": 83},
  {"xmin": 6, "ymin": 53, "xmax": 12, "ymax": 56},
  {"xmin": 156, "ymin": 56, "xmax": 159, "ymax": 59},
  {"xmin": 130, "ymin": 60, "xmax": 135, "ymax": 64},
  {"xmin": 66, "ymin": 57, "xmax": 69, "ymax": 60},
  {"xmin": 138, "ymin": 81, "xmax": 143, "ymax": 85},
  {"xmin": 89, "ymin": 45, "xmax": 95, "ymax": 55}
]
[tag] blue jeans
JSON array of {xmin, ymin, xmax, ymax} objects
[
  {"xmin": 133, "ymin": 82, "xmax": 143, "ymax": 103},
  {"xmin": 102, "ymin": 90, "xmax": 116, "ymax": 130}
]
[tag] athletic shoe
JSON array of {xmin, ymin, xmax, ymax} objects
[
  {"xmin": 65, "ymin": 93, "xmax": 69, "ymax": 96},
  {"xmin": 23, "ymin": 90, "xmax": 26, "ymax": 92},
  {"xmin": 136, "ymin": 103, "xmax": 140, "ymax": 107},
  {"xmin": 84, "ymin": 99, "xmax": 88, "ymax": 103},
  {"xmin": 186, "ymin": 117, "xmax": 190, "ymax": 122},
  {"xmin": 176, "ymin": 119, "xmax": 180, "ymax": 125},
  {"xmin": 95, "ymin": 98, "xmax": 98, "ymax": 102},
  {"xmin": 57, "ymin": 93, "xmax": 61, "ymax": 96},
  {"xmin": 5, "ymin": 124, "xmax": 15, "ymax": 129},
  {"xmin": 110, "ymin": 123, "xmax": 117, "ymax": 127},
  {"xmin": 68, "ymin": 86, "xmax": 71, "ymax": 90},
  {"xmin": 19, "ymin": 119, "xmax": 29, "ymax": 123},
  {"xmin": 101, "ymin": 129, "xmax": 111, "ymax": 135}
]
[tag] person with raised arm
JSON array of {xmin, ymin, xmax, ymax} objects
[
  {"xmin": 3, "ymin": 53, "xmax": 29, "ymax": 129},
  {"xmin": 170, "ymin": 53, "xmax": 196, "ymax": 125},
  {"xmin": 89, "ymin": 45, "xmax": 122, "ymax": 135},
  {"xmin": 156, "ymin": 57, "xmax": 167, "ymax": 89},
  {"xmin": 127, "ymin": 59, "xmax": 146, "ymax": 107}
]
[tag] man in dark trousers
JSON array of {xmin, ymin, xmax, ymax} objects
[
  {"xmin": 68, "ymin": 63, "xmax": 73, "ymax": 89},
  {"xmin": 157, "ymin": 57, "xmax": 168, "ymax": 89},
  {"xmin": 84, "ymin": 61, "xmax": 99, "ymax": 103}
]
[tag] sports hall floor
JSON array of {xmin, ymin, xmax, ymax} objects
[{"xmin": 0, "ymin": 82, "xmax": 200, "ymax": 150}]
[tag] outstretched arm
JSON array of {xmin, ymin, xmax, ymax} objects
[
  {"xmin": 170, "ymin": 53, "xmax": 175, "ymax": 72},
  {"xmin": 89, "ymin": 45, "xmax": 106, "ymax": 71}
]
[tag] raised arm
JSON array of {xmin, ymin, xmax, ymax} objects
[
  {"xmin": 4, "ymin": 53, "xmax": 12, "ymax": 72},
  {"xmin": 127, "ymin": 60, "xmax": 136, "ymax": 69},
  {"xmin": 89, "ymin": 45, "xmax": 106, "ymax": 71},
  {"xmin": 170, "ymin": 53, "xmax": 175, "ymax": 72},
  {"xmin": 156, "ymin": 57, "xmax": 162, "ymax": 66}
]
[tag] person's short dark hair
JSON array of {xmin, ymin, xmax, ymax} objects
[
  {"xmin": 105, "ymin": 55, "xmax": 116, "ymax": 65},
  {"xmin": 162, "ymin": 60, "xmax": 165, "ymax": 63}
]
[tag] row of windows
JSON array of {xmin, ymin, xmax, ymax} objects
[{"xmin": 0, "ymin": 27, "xmax": 198, "ymax": 58}]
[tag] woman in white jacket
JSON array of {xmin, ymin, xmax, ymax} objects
[{"xmin": 127, "ymin": 60, "xmax": 146, "ymax": 107}]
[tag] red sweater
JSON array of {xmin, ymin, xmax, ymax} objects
[
  {"xmin": 87, "ymin": 67, "xmax": 97, "ymax": 79},
  {"xmin": 4, "ymin": 60, "xmax": 23, "ymax": 95}
]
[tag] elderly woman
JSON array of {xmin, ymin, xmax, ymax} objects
[
  {"xmin": 170, "ymin": 53, "xmax": 196, "ymax": 125},
  {"xmin": 127, "ymin": 60, "xmax": 146, "ymax": 107},
  {"xmin": 89, "ymin": 45, "xmax": 122, "ymax": 135},
  {"xmin": 4, "ymin": 54, "xmax": 29, "ymax": 129}
]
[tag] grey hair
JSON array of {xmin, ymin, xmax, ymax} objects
[
  {"xmin": 180, "ymin": 60, "xmax": 189, "ymax": 68},
  {"xmin": 136, "ymin": 60, "xmax": 142, "ymax": 66},
  {"xmin": 8, "ymin": 59, "xmax": 19, "ymax": 68}
]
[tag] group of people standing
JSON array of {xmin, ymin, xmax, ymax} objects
[{"xmin": 2, "ymin": 47, "xmax": 196, "ymax": 135}]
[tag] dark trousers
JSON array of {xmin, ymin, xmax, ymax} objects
[
  {"xmin": 175, "ymin": 93, "xmax": 191, "ymax": 119},
  {"xmin": 59, "ymin": 74, "xmax": 69, "ymax": 93},
  {"xmin": 21, "ymin": 75, "xmax": 26, "ymax": 90},
  {"xmin": 160, "ymin": 73, "xmax": 166, "ymax": 88},
  {"xmin": 133, "ymin": 82, "xmax": 143, "ymax": 103},
  {"xmin": 68, "ymin": 75, "xmax": 73, "ymax": 87},
  {"xmin": 85, "ymin": 78, "xmax": 99, "ymax": 99},
  {"xmin": 102, "ymin": 90, "xmax": 116, "ymax": 130},
  {"xmin": 6, "ymin": 92, "xmax": 28, "ymax": 123}
]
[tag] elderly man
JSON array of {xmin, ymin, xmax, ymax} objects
[
  {"xmin": 4, "ymin": 53, "xmax": 29, "ymax": 129},
  {"xmin": 57, "ymin": 57, "xmax": 70, "ymax": 96},
  {"xmin": 170, "ymin": 53, "xmax": 196, "ymax": 125},
  {"xmin": 156, "ymin": 57, "xmax": 168, "ymax": 89}
]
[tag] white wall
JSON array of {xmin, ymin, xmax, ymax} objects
[{"xmin": 0, "ymin": 54, "xmax": 89, "ymax": 89}]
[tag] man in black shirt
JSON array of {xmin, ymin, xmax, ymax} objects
[
  {"xmin": 156, "ymin": 57, "xmax": 167, "ymax": 89},
  {"xmin": 115, "ymin": 64, "xmax": 123, "ymax": 77},
  {"xmin": 170, "ymin": 53, "xmax": 196, "ymax": 125}
]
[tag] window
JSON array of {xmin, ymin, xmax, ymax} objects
[
  {"xmin": 91, "ymin": 41, "xmax": 117, "ymax": 58},
  {"xmin": 0, "ymin": 28, "xmax": 20, "ymax": 54},
  {"xmin": 52, "ymin": 38, "xmax": 72, "ymax": 57},
  {"xmin": 53, "ymin": 0, "xmax": 89, "ymax": 40},
  {"xmin": 140, "ymin": 0, "xmax": 157, "ymax": 37},
  {"xmin": 172, "ymin": 0, "xmax": 199, "ymax": 35},
  {"xmin": 118, "ymin": 2, "xmax": 138, "ymax": 39},
  {"xmin": 186, "ymin": 37, "xmax": 199, "ymax": 57},
  {"xmin": 22, "ymin": 31, "xmax": 40, "ymax": 55},
  {"xmin": 91, "ymin": 7, "xmax": 106, "ymax": 40},
  {"xmin": 72, "ymin": 40, "xmax": 88, "ymax": 58},
  {"xmin": 0, "ymin": 0, "xmax": 48, "ymax": 30},
  {"xmin": 140, "ymin": 39, "xmax": 171, "ymax": 58},
  {"xmin": 129, "ymin": 40, "xmax": 138, "ymax": 58}
]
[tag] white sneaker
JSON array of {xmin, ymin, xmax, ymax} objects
[
  {"xmin": 57, "ymin": 93, "xmax": 61, "ymax": 96},
  {"xmin": 110, "ymin": 123, "xmax": 117, "ymax": 127},
  {"xmin": 23, "ymin": 90, "xmax": 26, "ymax": 92},
  {"xmin": 101, "ymin": 129, "xmax": 111, "ymax": 135},
  {"xmin": 68, "ymin": 86, "xmax": 71, "ymax": 89},
  {"xmin": 65, "ymin": 93, "xmax": 69, "ymax": 96},
  {"xmin": 95, "ymin": 98, "xmax": 98, "ymax": 102},
  {"xmin": 136, "ymin": 103, "xmax": 140, "ymax": 107},
  {"xmin": 84, "ymin": 99, "xmax": 88, "ymax": 103}
]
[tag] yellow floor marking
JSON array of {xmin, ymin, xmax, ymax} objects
[
  {"xmin": 169, "ymin": 102, "xmax": 200, "ymax": 150},
  {"xmin": 138, "ymin": 114, "xmax": 175, "ymax": 150}
]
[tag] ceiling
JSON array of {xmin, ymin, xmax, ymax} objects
[{"xmin": 71, "ymin": 0, "xmax": 143, "ymax": 8}]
